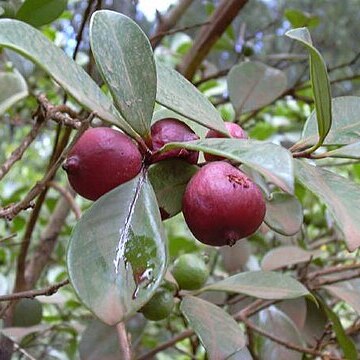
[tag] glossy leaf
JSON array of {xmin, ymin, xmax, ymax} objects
[
  {"xmin": 79, "ymin": 315, "xmax": 146, "ymax": 360},
  {"xmin": 162, "ymin": 138, "xmax": 294, "ymax": 194},
  {"xmin": 0, "ymin": 19, "xmax": 137, "ymax": 137},
  {"xmin": 200, "ymin": 271, "xmax": 309, "ymax": 300},
  {"xmin": 67, "ymin": 173, "xmax": 167, "ymax": 325},
  {"xmin": 90, "ymin": 11, "xmax": 156, "ymax": 138},
  {"xmin": 276, "ymin": 298, "xmax": 307, "ymax": 330},
  {"xmin": 320, "ymin": 297, "xmax": 357, "ymax": 360},
  {"xmin": 324, "ymin": 279, "xmax": 360, "ymax": 315},
  {"xmin": 180, "ymin": 296, "xmax": 248, "ymax": 359},
  {"xmin": 0, "ymin": 70, "xmax": 28, "ymax": 115},
  {"xmin": 321, "ymin": 141, "xmax": 360, "ymax": 159},
  {"xmin": 16, "ymin": 0, "xmax": 67, "ymax": 28},
  {"xmin": 303, "ymin": 299, "xmax": 327, "ymax": 346},
  {"xmin": 264, "ymin": 193, "xmax": 303, "ymax": 236},
  {"xmin": 258, "ymin": 307, "xmax": 304, "ymax": 360},
  {"xmin": 261, "ymin": 246, "xmax": 321, "ymax": 271},
  {"xmin": 301, "ymin": 96, "xmax": 360, "ymax": 147},
  {"xmin": 286, "ymin": 28, "xmax": 331, "ymax": 149},
  {"xmin": 156, "ymin": 61, "xmax": 227, "ymax": 134},
  {"xmin": 295, "ymin": 159, "xmax": 360, "ymax": 251},
  {"xmin": 148, "ymin": 160, "xmax": 198, "ymax": 219},
  {"xmin": 228, "ymin": 61, "xmax": 287, "ymax": 113}
]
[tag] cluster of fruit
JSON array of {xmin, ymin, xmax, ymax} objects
[{"xmin": 63, "ymin": 118, "xmax": 266, "ymax": 247}]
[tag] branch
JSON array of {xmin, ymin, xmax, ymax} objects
[
  {"xmin": 178, "ymin": 0, "xmax": 249, "ymax": 80},
  {"xmin": 0, "ymin": 118, "xmax": 90, "ymax": 220},
  {"xmin": 238, "ymin": 313, "xmax": 340, "ymax": 360},
  {"xmin": 25, "ymin": 187, "xmax": 75, "ymax": 287},
  {"xmin": 150, "ymin": 0, "xmax": 194, "ymax": 48},
  {"xmin": 0, "ymin": 114, "xmax": 47, "ymax": 181},
  {"xmin": 307, "ymin": 263, "xmax": 360, "ymax": 280},
  {"xmin": 116, "ymin": 322, "xmax": 132, "ymax": 360},
  {"xmin": 0, "ymin": 279, "xmax": 69, "ymax": 302},
  {"xmin": 48, "ymin": 181, "xmax": 81, "ymax": 220}
]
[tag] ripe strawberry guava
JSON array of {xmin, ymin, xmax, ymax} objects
[{"xmin": 182, "ymin": 161, "xmax": 265, "ymax": 246}]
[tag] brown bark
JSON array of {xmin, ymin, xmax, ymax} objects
[{"xmin": 178, "ymin": 0, "xmax": 249, "ymax": 80}]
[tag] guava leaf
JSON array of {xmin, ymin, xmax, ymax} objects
[
  {"xmin": 180, "ymin": 296, "xmax": 250, "ymax": 360},
  {"xmin": 227, "ymin": 61, "xmax": 287, "ymax": 113},
  {"xmin": 199, "ymin": 271, "xmax": 309, "ymax": 300},
  {"xmin": 321, "ymin": 141, "xmax": 360, "ymax": 159},
  {"xmin": 300, "ymin": 96, "xmax": 360, "ymax": 147},
  {"xmin": 324, "ymin": 280, "xmax": 360, "ymax": 315},
  {"xmin": 0, "ymin": 19, "xmax": 137, "ymax": 138},
  {"xmin": 319, "ymin": 297, "xmax": 358, "ymax": 360},
  {"xmin": 258, "ymin": 307, "xmax": 304, "ymax": 360},
  {"xmin": 0, "ymin": 70, "xmax": 28, "ymax": 115},
  {"xmin": 16, "ymin": 0, "xmax": 67, "ymax": 28},
  {"xmin": 90, "ymin": 11, "xmax": 156, "ymax": 139},
  {"xmin": 162, "ymin": 138, "xmax": 294, "ymax": 194},
  {"xmin": 148, "ymin": 160, "xmax": 198, "ymax": 219},
  {"xmin": 264, "ymin": 193, "xmax": 303, "ymax": 236},
  {"xmin": 295, "ymin": 159, "xmax": 360, "ymax": 251},
  {"xmin": 67, "ymin": 172, "xmax": 167, "ymax": 325},
  {"xmin": 261, "ymin": 246, "xmax": 321, "ymax": 271},
  {"xmin": 156, "ymin": 61, "xmax": 227, "ymax": 135},
  {"xmin": 286, "ymin": 28, "xmax": 331, "ymax": 150}
]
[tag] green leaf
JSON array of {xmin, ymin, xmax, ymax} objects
[
  {"xmin": 0, "ymin": 19, "xmax": 137, "ymax": 138},
  {"xmin": 199, "ymin": 271, "xmax": 309, "ymax": 300},
  {"xmin": 258, "ymin": 307, "xmax": 304, "ymax": 360},
  {"xmin": 148, "ymin": 160, "xmax": 198, "ymax": 219},
  {"xmin": 324, "ymin": 279, "xmax": 360, "ymax": 315},
  {"xmin": 0, "ymin": 70, "xmax": 28, "ymax": 115},
  {"xmin": 284, "ymin": 9, "xmax": 320, "ymax": 28},
  {"xmin": 16, "ymin": 0, "xmax": 67, "ymax": 28},
  {"xmin": 261, "ymin": 246, "xmax": 321, "ymax": 271},
  {"xmin": 319, "ymin": 297, "xmax": 358, "ymax": 360},
  {"xmin": 301, "ymin": 96, "xmax": 360, "ymax": 147},
  {"xmin": 321, "ymin": 141, "xmax": 360, "ymax": 159},
  {"xmin": 162, "ymin": 139, "xmax": 294, "ymax": 194},
  {"xmin": 90, "ymin": 11, "xmax": 156, "ymax": 139},
  {"xmin": 286, "ymin": 28, "xmax": 331, "ymax": 151},
  {"xmin": 295, "ymin": 159, "xmax": 360, "ymax": 251},
  {"xmin": 156, "ymin": 61, "xmax": 227, "ymax": 134},
  {"xmin": 180, "ymin": 296, "xmax": 249, "ymax": 359},
  {"xmin": 264, "ymin": 193, "xmax": 303, "ymax": 236},
  {"xmin": 227, "ymin": 61, "xmax": 287, "ymax": 113},
  {"xmin": 67, "ymin": 173, "xmax": 167, "ymax": 325}
]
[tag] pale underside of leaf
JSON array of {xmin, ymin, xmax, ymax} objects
[{"xmin": 295, "ymin": 159, "xmax": 360, "ymax": 251}]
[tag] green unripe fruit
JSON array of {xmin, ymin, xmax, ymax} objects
[
  {"xmin": 172, "ymin": 253, "xmax": 209, "ymax": 290},
  {"xmin": 13, "ymin": 298, "xmax": 43, "ymax": 327},
  {"xmin": 140, "ymin": 289, "xmax": 174, "ymax": 321}
]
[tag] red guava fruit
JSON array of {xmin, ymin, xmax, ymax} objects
[
  {"xmin": 204, "ymin": 122, "xmax": 248, "ymax": 162},
  {"xmin": 63, "ymin": 127, "xmax": 143, "ymax": 201},
  {"xmin": 150, "ymin": 118, "xmax": 199, "ymax": 164},
  {"xmin": 182, "ymin": 161, "xmax": 265, "ymax": 246}
]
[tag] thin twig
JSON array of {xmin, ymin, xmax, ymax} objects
[
  {"xmin": 116, "ymin": 322, "xmax": 132, "ymax": 360},
  {"xmin": 0, "ymin": 118, "xmax": 91, "ymax": 220},
  {"xmin": 0, "ymin": 114, "xmax": 47, "ymax": 181},
  {"xmin": 0, "ymin": 279, "xmax": 69, "ymax": 302},
  {"xmin": 47, "ymin": 181, "xmax": 81, "ymax": 220},
  {"xmin": 307, "ymin": 263, "xmax": 360, "ymax": 280},
  {"xmin": 238, "ymin": 313, "xmax": 340, "ymax": 359},
  {"xmin": 151, "ymin": 0, "xmax": 194, "ymax": 48}
]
